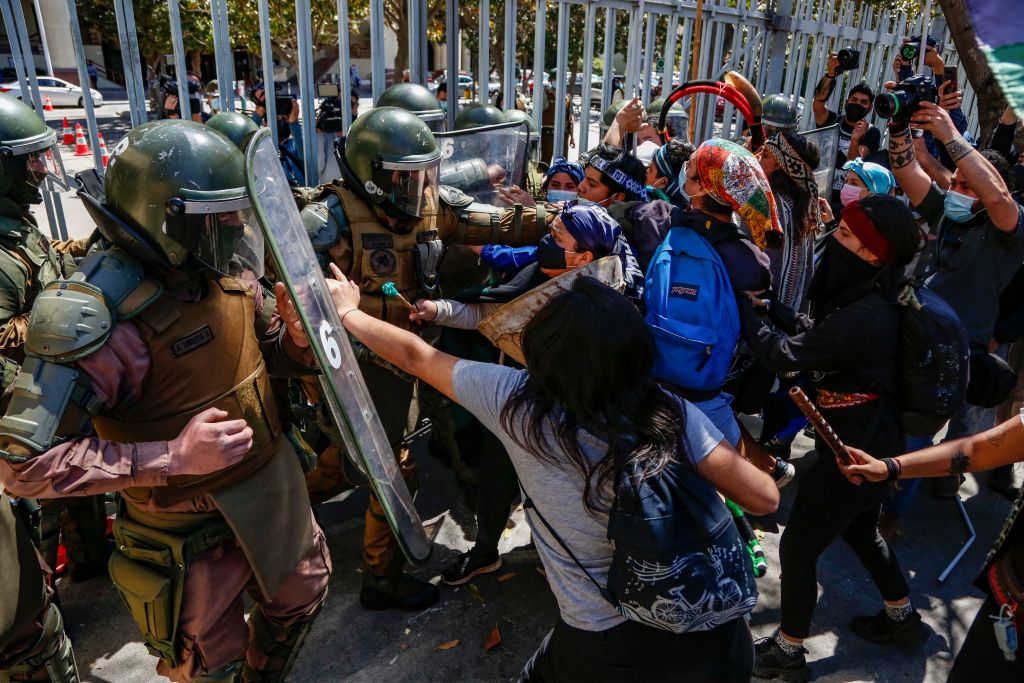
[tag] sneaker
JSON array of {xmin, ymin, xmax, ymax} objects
[
  {"xmin": 761, "ymin": 437, "xmax": 793, "ymax": 461},
  {"xmin": 933, "ymin": 474, "xmax": 964, "ymax": 499},
  {"xmin": 849, "ymin": 609, "xmax": 926, "ymax": 646},
  {"xmin": 771, "ymin": 458, "xmax": 796, "ymax": 489},
  {"xmin": 753, "ymin": 636, "xmax": 809, "ymax": 682},
  {"xmin": 441, "ymin": 551, "xmax": 502, "ymax": 586}
]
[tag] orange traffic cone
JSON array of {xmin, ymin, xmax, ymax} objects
[
  {"xmin": 44, "ymin": 96, "xmax": 53, "ymax": 111},
  {"xmin": 62, "ymin": 117, "xmax": 73, "ymax": 145},
  {"xmin": 98, "ymin": 132, "xmax": 109, "ymax": 168},
  {"xmin": 74, "ymin": 123, "xmax": 89, "ymax": 156}
]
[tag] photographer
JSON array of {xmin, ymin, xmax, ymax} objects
[
  {"xmin": 812, "ymin": 54, "xmax": 881, "ymax": 215},
  {"xmin": 884, "ymin": 100, "xmax": 1024, "ymax": 517}
]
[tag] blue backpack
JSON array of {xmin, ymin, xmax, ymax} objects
[{"xmin": 644, "ymin": 226, "xmax": 739, "ymax": 394}]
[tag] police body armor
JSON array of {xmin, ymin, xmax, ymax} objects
[{"xmin": 0, "ymin": 247, "xmax": 312, "ymax": 664}]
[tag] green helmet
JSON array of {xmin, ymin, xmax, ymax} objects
[
  {"xmin": 206, "ymin": 111, "xmax": 259, "ymax": 149},
  {"xmin": 101, "ymin": 119, "xmax": 261, "ymax": 275},
  {"xmin": 340, "ymin": 107, "xmax": 441, "ymax": 220},
  {"xmin": 454, "ymin": 103, "xmax": 506, "ymax": 131},
  {"xmin": 376, "ymin": 83, "xmax": 445, "ymax": 132},
  {"xmin": 0, "ymin": 92, "xmax": 67, "ymax": 204},
  {"xmin": 645, "ymin": 97, "xmax": 689, "ymax": 140},
  {"xmin": 761, "ymin": 94, "xmax": 801, "ymax": 131}
]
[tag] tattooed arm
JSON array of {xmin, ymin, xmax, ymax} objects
[
  {"xmin": 838, "ymin": 414, "xmax": 1024, "ymax": 484},
  {"xmin": 887, "ymin": 122, "xmax": 933, "ymax": 207}
]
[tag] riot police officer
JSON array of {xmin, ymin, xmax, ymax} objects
[
  {"xmin": 453, "ymin": 102, "xmax": 507, "ymax": 130},
  {"xmin": 295, "ymin": 107, "xmax": 550, "ymax": 611},
  {"xmin": 0, "ymin": 120, "xmax": 330, "ymax": 683},
  {"xmin": 206, "ymin": 110, "xmax": 259, "ymax": 149},
  {"xmin": 760, "ymin": 94, "xmax": 801, "ymax": 138},
  {"xmin": 376, "ymin": 82, "xmax": 446, "ymax": 132},
  {"xmin": 0, "ymin": 93, "xmax": 109, "ymax": 586}
]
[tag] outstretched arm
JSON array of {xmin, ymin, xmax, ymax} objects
[{"xmin": 840, "ymin": 413, "xmax": 1024, "ymax": 484}]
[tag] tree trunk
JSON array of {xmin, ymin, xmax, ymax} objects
[{"xmin": 936, "ymin": 0, "xmax": 1006, "ymax": 143}]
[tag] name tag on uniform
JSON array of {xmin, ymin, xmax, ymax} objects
[
  {"xmin": 171, "ymin": 325, "xmax": 215, "ymax": 357},
  {"xmin": 362, "ymin": 234, "xmax": 393, "ymax": 250}
]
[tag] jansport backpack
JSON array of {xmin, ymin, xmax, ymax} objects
[
  {"xmin": 522, "ymin": 396, "xmax": 758, "ymax": 634},
  {"xmin": 644, "ymin": 226, "xmax": 739, "ymax": 394},
  {"xmin": 898, "ymin": 284, "xmax": 969, "ymax": 437}
]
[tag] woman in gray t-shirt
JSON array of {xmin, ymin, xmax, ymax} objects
[{"xmin": 288, "ymin": 267, "xmax": 779, "ymax": 681}]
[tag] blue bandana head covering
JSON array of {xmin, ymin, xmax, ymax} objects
[
  {"xmin": 652, "ymin": 144, "xmax": 684, "ymax": 201},
  {"xmin": 842, "ymin": 158, "xmax": 896, "ymax": 196},
  {"xmin": 559, "ymin": 203, "xmax": 645, "ymax": 300},
  {"xmin": 545, "ymin": 157, "xmax": 585, "ymax": 185}
]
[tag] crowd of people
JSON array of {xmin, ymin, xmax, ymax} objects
[{"xmin": 1, "ymin": 32, "xmax": 1024, "ymax": 683}]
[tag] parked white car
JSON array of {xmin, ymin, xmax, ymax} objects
[{"xmin": 0, "ymin": 77, "xmax": 103, "ymax": 107}]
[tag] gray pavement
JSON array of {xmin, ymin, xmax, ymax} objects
[{"xmin": 31, "ymin": 99, "xmax": 1013, "ymax": 683}]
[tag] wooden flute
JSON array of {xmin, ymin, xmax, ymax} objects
[{"xmin": 788, "ymin": 386, "xmax": 854, "ymax": 466}]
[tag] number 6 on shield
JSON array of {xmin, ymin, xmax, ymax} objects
[{"xmin": 319, "ymin": 319, "xmax": 342, "ymax": 369}]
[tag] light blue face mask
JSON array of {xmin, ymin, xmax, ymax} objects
[
  {"xmin": 546, "ymin": 189, "xmax": 578, "ymax": 203},
  {"xmin": 943, "ymin": 189, "xmax": 979, "ymax": 223}
]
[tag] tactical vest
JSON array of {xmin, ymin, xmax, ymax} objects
[
  {"xmin": 324, "ymin": 184, "xmax": 440, "ymax": 330},
  {"xmin": 93, "ymin": 276, "xmax": 281, "ymax": 509},
  {"xmin": 0, "ymin": 217, "xmax": 67, "ymax": 320}
]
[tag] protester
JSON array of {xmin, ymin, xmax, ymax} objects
[
  {"xmin": 839, "ymin": 414, "xmax": 1024, "ymax": 678},
  {"xmin": 839, "ymin": 157, "xmax": 897, "ymax": 206},
  {"xmin": 576, "ymin": 146, "xmax": 648, "ymax": 207},
  {"xmin": 883, "ymin": 101, "xmax": 1024, "ymax": 525},
  {"xmin": 743, "ymin": 196, "xmax": 927, "ymax": 679},
  {"xmin": 288, "ymin": 270, "xmax": 778, "ymax": 681}
]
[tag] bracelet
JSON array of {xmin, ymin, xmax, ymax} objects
[
  {"xmin": 881, "ymin": 457, "xmax": 902, "ymax": 482},
  {"xmin": 340, "ymin": 308, "xmax": 360, "ymax": 329}
]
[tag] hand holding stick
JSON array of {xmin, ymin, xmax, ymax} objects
[{"xmin": 381, "ymin": 281, "xmax": 417, "ymax": 311}]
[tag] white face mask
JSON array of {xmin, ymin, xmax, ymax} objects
[
  {"xmin": 546, "ymin": 189, "xmax": 578, "ymax": 203},
  {"xmin": 635, "ymin": 140, "xmax": 662, "ymax": 166}
]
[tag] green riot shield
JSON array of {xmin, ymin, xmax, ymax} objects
[
  {"xmin": 800, "ymin": 123, "xmax": 840, "ymax": 197},
  {"xmin": 435, "ymin": 120, "xmax": 530, "ymax": 206},
  {"xmin": 244, "ymin": 128, "xmax": 431, "ymax": 564}
]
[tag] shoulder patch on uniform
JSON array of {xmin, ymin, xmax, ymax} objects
[
  {"xmin": 170, "ymin": 325, "xmax": 215, "ymax": 357},
  {"xmin": 439, "ymin": 185, "xmax": 473, "ymax": 208},
  {"xmin": 369, "ymin": 249, "xmax": 398, "ymax": 276}
]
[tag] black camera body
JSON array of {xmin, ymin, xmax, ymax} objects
[
  {"xmin": 874, "ymin": 74, "xmax": 938, "ymax": 123},
  {"xmin": 835, "ymin": 48, "xmax": 861, "ymax": 75},
  {"xmin": 316, "ymin": 97, "xmax": 344, "ymax": 133},
  {"xmin": 899, "ymin": 35, "xmax": 938, "ymax": 64}
]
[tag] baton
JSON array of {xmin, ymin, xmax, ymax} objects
[{"xmin": 788, "ymin": 387, "xmax": 854, "ymax": 466}]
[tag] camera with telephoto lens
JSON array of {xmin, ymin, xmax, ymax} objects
[
  {"xmin": 834, "ymin": 48, "xmax": 861, "ymax": 75},
  {"xmin": 874, "ymin": 74, "xmax": 938, "ymax": 124}
]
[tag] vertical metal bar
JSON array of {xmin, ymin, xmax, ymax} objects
[
  {"xmin": 579, "ymin": 1, "xmax": 597, "ymax": 153},
  {"xmin": 0, "ymin": 0, "xmax": 30, "ymax": 105},
  {"xmin": 167, "ymin": 0, "xmax": 191, "ymax": 121},
  {"xmin": 337, "ymin": 0, "xmax": 353, "ymax": 130},
  {"xmin": 111, "ymin": 0, "xmax": 145, "ymax": 125},
  {"xmin": 30, "ymin": 0, "xmax": 52, "ymax": 76},
  {"xmin": 600, "ymin": 7, "xmax": 615, "ymax": 115},
  {"xmin": 370, "ymin": 0, "xmax": 386, "ymax": 102},
  {"xmin": 447, "ymin": 0, "xmax": 461, "ymax": 129},
  {"xmin": 420, "ymin": 0, "xmax": 429, "ymax": 84},
  {"xmin": 258, "ymin": 0, "xmax": 279, "ymax": 146},
  {"xmin": 502, "ymin": 0, "xmax": 517, "ymax": 111},
  {"xmin": 640, "ymin": 10, "xmax": 656, "ymax": 104},
  {"xmin": 678, "ymin": 15, "xmax": 693, "ymax": 87},
  {"xmin": 409, "ymin": 0, "xmax": 422, "ymax": 84},
  {"xmin": 552, "ymin": 0, "xmax": 569, "ymax": 159},
  {"xmin": 478, "ymin": 0, "xmax": 490, "ymax": 103},
  {"xmin": 623, "ymin": 5, "xmax": 639, "ymax": 96},
  {"xmin": 531, "ymin": 0, "xmax": 545, "ymax": 135},
  {"xmin": 64, "ymin": 0, "xmax": 104, "ymax": 172},
  {"xmin": 295, "ymin": 0, "xmax": 319, "ymax": 185},
  {"xmin": 5, "ymin": 0, "xmax": 42, "ymax": 114},
  {"xmin": 661, "ymin": 10, "xmax": 679, "ymax": 99},
  {"xmin": 211, "ymin": 0, "xmax": 235, "ymax": 112},
  {"xmin": 917, "ymin": 0, "xmax": 933, "ymax": 75}
]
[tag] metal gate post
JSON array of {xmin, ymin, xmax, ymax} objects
[
  {"xmin": 295, "ymin": 0, "xmax": 320, "ymax": 184},
  {"xmin": 600, "ymin": 6, "xmax": 616, "ymax": 115},
  {"xmin": 30, "ymin": 0, "xmax": 52, "ymax": 76},
  {"xmin": 578, "ymin": 1, "xmax": 597, "ymax": 153},
  {"xmin": 531, "ymin": 0, "xmax": 546, "ymax": 138},
  {"xmin": 764, "ymin": 0, "xmax": 794, "ymax": 96},
  {"xmin": 552, "ymin": 1, "xmax": 569, "ymax": 160},
  {"xmin": 409, "ymin": 0, "xmax": 422, "ymax": 85},
  {"xmin": 111, "ymin": 0, "xmax": 147, "ymax": 126},
  {"xmin": 167, "ymin": 0, "xmax": 191, "ymax": 121},
  {"xmin": 210, "ymin": 0, "xmax": 235, "ymax": 112},
  {"xmin": 446, "ymin": 0, "xmax": 460, "ymax": 128},
  {"xmin": 336, "ymin": 0, "xmax": 353, "ymax": 131},
  {"xmin": 640, "ymin": 7, "xmax": 656, "ymax": 104},
  {"xmin": 370, "ymin": 0, "xmax": 386, "ymax": 102},
  {"xmin": 661, "ymin": 7, "xmax": 679, "ymax": 102},
  {"xmin": 258, "ymin": 0, "xmax": 279, "ymax": 147},
  {"xmin": 502, "ymin": 0, "xmax": 517, "ymax": 112},
  {"xmin": 64, "ymin": 0, "xmax": 103, "ymax": 173},
  {"xmin": 478, "ymin": 0, "xmax": 490, "ymax": 103}
]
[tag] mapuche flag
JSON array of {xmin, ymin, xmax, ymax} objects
[{"xmin": 967, "ymin": 0, "xmax": 1024, "ymax": 116}]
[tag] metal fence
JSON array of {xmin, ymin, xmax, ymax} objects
[{"xmin": 2, "ymin": 0, "xmax": 972, "ymax": 239}]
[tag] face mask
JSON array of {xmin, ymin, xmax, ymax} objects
[
  {"xmin": 943, "ymin": 189, "xmax": 979, "ymax": 223},
  {"xmin": 546, "ymin": 189, "xmax": 578, "ymax": 203},
  {"xmin": 635, "ymin": 140, "xmax": 661, "ymax": 166},
  {"xmin": 844, "ymin": 103, "xmax": 869, "ymax": 123},
  {"xmin": 536, "ymin": 234, "xmax": 568, "ymax": 269},
  {"xmin": 808, "ymin": 234, "xmax": 881, "ymax": 307},
  {"xmin": 840, "ymin": 183, "xmax": 863, "ymax": 208}
]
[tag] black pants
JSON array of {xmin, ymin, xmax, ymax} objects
[
  {"xmin": 519, "ymin": 617, "xmax": 754, "ymax": 682},
  {"xmin": 469, "ymin": 425, "xmax": 520, "ymax": 558},
  {"xmin": 780, "ymin": 488, "xmax": 909, "ymax": 638},
  {"xmin": 947, "ymin": 595, "xmax": 1024, "ymax": 681}
]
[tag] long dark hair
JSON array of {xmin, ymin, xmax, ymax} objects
[{"xmin": 500, "ymin": 277, "xmax": 684, "ymax": 514}]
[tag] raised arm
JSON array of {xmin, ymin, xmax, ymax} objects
[
  {"xmin": 887, "ymin": 123, "xmax": 934, "ymax": 207},
  {"xmin": 812, "ymin": 53, "xmax": 839, "ymax": 128}
]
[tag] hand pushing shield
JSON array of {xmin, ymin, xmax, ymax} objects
[{"xmin": 244, "ymin": 128, "xmax": 431, "ymax": 563}]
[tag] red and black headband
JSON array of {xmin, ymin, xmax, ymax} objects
[{"xmin": 841, "ymin": 199, "xmax": 895, "ymax": 265}]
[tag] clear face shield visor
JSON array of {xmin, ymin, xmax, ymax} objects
[
  {"xmin": 371, "ymin": 161, "xmax": 439, "ymax": 219},
  {"xmin": 166, "ymin": 195, "xmax": 265, "ymax": 279},
  {"xmin": 4, "ymin": 132, "xmax": 69, "ymax": 191},
  {"xmin": 419, "ymin": 111, "xmax": 447, "ymax": 132}
]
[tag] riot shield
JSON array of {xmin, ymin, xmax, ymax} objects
[
  {"xmin": 435, "ymin": 120, "xmax": 530, "ymax": 205},
  {"xmin": 800, "ymin": 123, "xmax": 840, "ymax": 197},
  {"xmin": 243, "ymin": 128, "xmax": 431, "ymax": 564}
]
